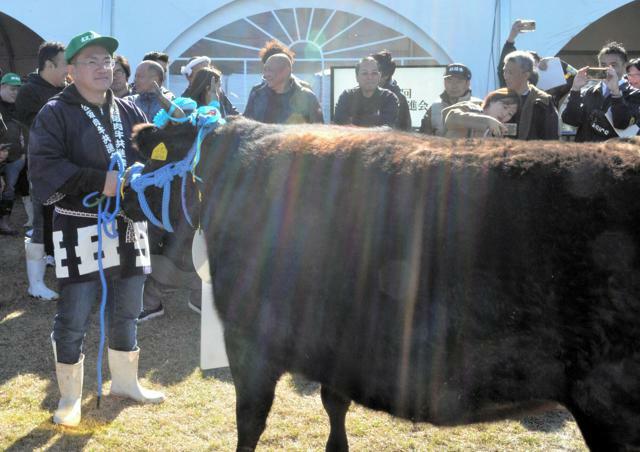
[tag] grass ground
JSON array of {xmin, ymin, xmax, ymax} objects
[{"xmin": 0, "ymin": 202, "xmax": 588, "ymax": 451}]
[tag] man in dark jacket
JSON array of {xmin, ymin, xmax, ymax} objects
[
  {"xmin": 562, "ymin": 42, "xmax": 640, "ymax": 142},
  {"xmin": 498, "ymin": 20, "xmax": 575, "ymax": 109},
  {"xmin": 0, "ymin": 72, "xmax": 26, "ymax": 235},
  {"xmin": 503, "ymin": 51, "xmax": 559, "ymax": 140},
  {"xmin": 244, "ymin": 53, "xmax": 323, "ymax": 124},
  {"xmin": 29, "ymin": 30, "xmax": 164, "ymax": 428},
  {"xmin": 371, "ymin": 50, "xmax": 412, "ymax": 130},
  {"xmin": 16, "ymin": 41, "xmax": 68, "ymax": 300},
  {"xmin": 16, "ymin": 42, "xmax": 68, "ymax": 127},
  {"xmin": 334, "ymin": 57, "xmax": 399, "ymax": 128}
]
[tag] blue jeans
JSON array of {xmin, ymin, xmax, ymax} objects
[
  {"xmin": 53, "ymin": 275, "xmax": 146, "ymax": 364},
  {"xmin": 0, "ymin": 156, "xmax": 25, "ymax": 201}
]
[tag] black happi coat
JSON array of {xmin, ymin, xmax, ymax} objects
[{"xmin": 29, "ymin": 84, "xmax": 151, "ymax": 286}]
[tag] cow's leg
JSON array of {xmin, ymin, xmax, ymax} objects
[
  {"xmin": 321, "ymin": 384, "xmax": 351, "ymax": 452},
  {"xmin": 227, "ymin": 334, "xmax": 281, "ymax": 452}
]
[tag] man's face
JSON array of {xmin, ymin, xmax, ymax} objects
[
  {"xmin": 599, "ymin": 54, "xmax": 626, "ymax": 80},
  {"xmin": 47, "ymin": 51, "xmax": 69, "ymax": 87},
  {"xmin": 263, "ymin": 58, "xmax": 290, "ymax": 90},
  {"xmin": 356, "ymin": 60, "xmax": 381, "ymax": 94},
  {"xmin": 70, "ymin": 46, "xmax": 114, "ymax": 94},
  {"xmin": 112, "ymin": 63, "xmax": 128, "ymax": 91},
  {"xmin": 627, "ymin": 66, "xmax": 640, "ymax": 89},
  {"xmin": 134, "ymin": 65, "xmax": 157, "ymax": 93},
  {"xmin": 503, "ymin": 61, "xmax": 529, "ymax": 92},
  {"xmin": 444, "ymin": 76, "xmax": 470, "ymax": 99},
  {"xmin": 0, "ymin": 84, "xmax": 19, "ymax": 103}
]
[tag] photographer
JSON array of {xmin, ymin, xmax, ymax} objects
[{"xmin": 562, "ymin": 42, "xmax": 640, "ymax": 142}]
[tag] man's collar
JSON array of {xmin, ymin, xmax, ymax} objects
[{"xmin": 268, "ymin": 77, "xmax": 294, "ymax": 94}]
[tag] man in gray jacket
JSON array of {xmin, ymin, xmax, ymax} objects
[{"xmin": 419, "ymin": 63, "xmax": 482, "ymax": 135}]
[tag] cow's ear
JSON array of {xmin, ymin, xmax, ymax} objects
[{"xmin": 132, "ymin": 123, "xmax": 162, "ymax": 160}]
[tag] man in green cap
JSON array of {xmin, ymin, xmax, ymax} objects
[
  {"xmin": 0, "ymin": 72, "xmax": 27, "ymax": 235},
  {"xmin": 29, "ymin": 30, "xmax": 165, "ymax": 427}
]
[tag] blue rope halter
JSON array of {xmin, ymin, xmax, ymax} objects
[{"xmin": 81, "ymin": 152, "xmax": 125, "ymax": 408}]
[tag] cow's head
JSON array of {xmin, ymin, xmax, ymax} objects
[{"xmin": 121, "ymin": 122, "xmax": 201, "ymax": 233}]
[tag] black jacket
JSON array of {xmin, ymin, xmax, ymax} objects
[
  {"xmin": 512, "ymin": 85, "xmax": 559, "ymax": 140},
  {"xmin": 383, "ymin": 79, "xmax": 412, "ymax": 130},
  {"xmin": 334, "ymin": 87, "xmax": 399, "ymax": 128},
  {"xmin": 29, "ymin": 84, "xmax": 147, "ymax": 207},
  {"xmin": 0, "ymin": 100, "xmax": 27, "ymax": 161},
  {"xmin": 0, "ymin": 112, "xmax": 6, "ymax": 138},
  {"xmin": 15, "ymin": 72, "xmax": 64, "ymax": 128},
  {"xmin": 244, "ymin": 77, "xmax": 323, "ymax": 124},
  {"xmin": 29, "ymin": 84, "xmax": 150, "ymax": 285},
  {"xmin": 561, "ymin": 81, "xmax": 640, "ymax": 142}
]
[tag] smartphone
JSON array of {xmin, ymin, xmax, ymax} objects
[
  {"xmin": 586, "ymin": 67, "xmax": 609, "ymax": 80},
  {"xmin": 520, "ymin": 20, "xmax": 536, "ymax": 32},
  {"xmin": 504, "ymin": 123, "xmax": 518, "ymax": 137}
]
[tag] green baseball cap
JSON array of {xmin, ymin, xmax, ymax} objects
[
  {"xmin": 1, "ymin": 73, "xmax": 22, "ymax": 86},
  {"xmin": 64, "ymin": 30, "xmax": 119, "ymax": 63}
]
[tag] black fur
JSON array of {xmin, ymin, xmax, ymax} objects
[{"xmin": 131, "ymin": 118, "xmax": 640, "ymax": 451}]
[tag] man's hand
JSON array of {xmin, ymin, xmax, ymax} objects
[
  {"xmin": 486, "ymin": 117, "xmax": 507, "ymax": 137},
  {"xmin": 154, "ymin": 81, "xmax": 185, "ymax": 119},
  {"xmin": 508, "ymin": 20, "xmax": 526, "ymax": 43},
  {"xmin": 102, "ymin": 170, "xmax": 119, "ymax": 197},
  {"xmin": 0, "ymin": 146, "xmax": 8, "ymax": 163},
  {"xmin": 605, "ymin": 66, "xmax": 621, "ymax": 96},
  {"xmin": 153, "ymin": 81, "xmax": 171, "ymax": 108},
  {"xmin": 571, "ymin": 67, "xmax": 589, "ymax": 92},
  {"xmin": 537, "ymin": 57, "xmax": 553, "ymax": 71}
]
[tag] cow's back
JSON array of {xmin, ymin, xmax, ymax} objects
[{"xmin": 200, "ymin": 121, "xmax": 640, "ymax": 429}]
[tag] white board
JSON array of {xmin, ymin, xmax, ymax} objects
[{"xmin": 192, "ymin": 231, "xmax": 229, "ymax": 370}]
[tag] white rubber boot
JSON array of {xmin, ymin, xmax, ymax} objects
[
  {"xmin": 22, "ymin": 196, "xmax": 33, "ymax": 228},
  {"xmin": 52, "ymin": 337, "xmax": 84, "ymax": 427},
  {"xmin": 108, "ymin": 348, "xmax": 165, "ymax": 403},
  {"xmin": 25, "ymin": 239, "xmax": 59, "ymax": 300}
]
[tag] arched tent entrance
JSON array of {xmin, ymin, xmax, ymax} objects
[
  {"xmin": 556, "ymin": 1, "xmax": 640, "ymax": 68},
  {"xmin": 0, "ymin": 11, "xmax": 44, "ymax": 77},
  {"xmin": 165, "ymin": 3, "xmax": 451, "ymax": 117}
]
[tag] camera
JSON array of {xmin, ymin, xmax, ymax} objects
[
  {"xmin": 586, "ymin": 67, "xmax": 609, "ymax": 80},
  {"xmin": 504, "ymin": 123, "xmax": 518, "ymax": 137},
  {"xmin": 520, "ymin": 20, "xmax": 536, "ymax": 32}
]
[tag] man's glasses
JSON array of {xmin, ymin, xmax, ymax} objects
[
  {"xmin": 74, "ymin": 58, "xmax": 116, "ymax": 70},
  {"xmin": 358, "ymin": 71, "xmax": 380, "ymax": 77}
]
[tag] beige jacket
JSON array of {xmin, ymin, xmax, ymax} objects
[{"xmin": 441, "ymin": 101, "xmax": 497, "ymax": 138}]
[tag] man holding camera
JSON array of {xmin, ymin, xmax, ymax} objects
[{"xmin": 562, "ymin": 42, "xmax": 640, "ymax": 142}]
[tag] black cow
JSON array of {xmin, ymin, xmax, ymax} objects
[{"xmin": 127, "ymin": 117, "xmax": 640, "ymax": 452}]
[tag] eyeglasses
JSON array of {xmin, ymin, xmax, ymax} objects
[
  {"xmin": 358, "ymin": 71, "xmax": 380, "ymax": 77},
  {"xmin": 627, "ymin": 72, "xmax": 640, "ymax": 79},
  {"xmin": 74, "ymin": 58, "xmax": 116, "ymax": 70}
]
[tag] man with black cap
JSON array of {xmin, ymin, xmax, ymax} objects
[
  {"xmin": 29, "ymin": 30, "xmax": 165, "ymax": 428},
  {"xmin": 419, "ymin": 63, "xmax": 482, "ymax": 135}
]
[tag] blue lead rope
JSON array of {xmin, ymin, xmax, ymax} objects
[{"xmin": 82, "ymin": 152, "xmax": 125, "ymax": 408}]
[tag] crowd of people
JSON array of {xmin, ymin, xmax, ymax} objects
[{"xmin": 0, "ymin": 19, "xmax": 639, "ymax": 428}]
